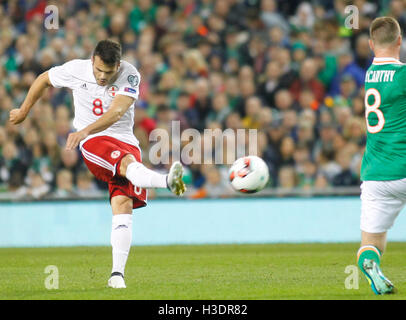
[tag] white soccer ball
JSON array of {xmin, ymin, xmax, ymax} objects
[{"xmin": 229, "ymin": 155, "xmax": 269, "ymax": 193}]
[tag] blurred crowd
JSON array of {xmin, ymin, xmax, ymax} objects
[{"xmin": 0, "ymin": 0, "xmax": 402, "ymax": 200}]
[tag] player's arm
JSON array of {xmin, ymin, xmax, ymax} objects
[
  {"xmin": 65, "ymin": 94, "xmax": 135, "ymax": 150},
  {"xmin": 9, "ymin": 71, "xmax": 53, "ymax": 125}
]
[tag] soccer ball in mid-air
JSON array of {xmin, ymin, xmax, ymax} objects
[{"xmin": 229, "ymin": 156, "xmax": 269, "ymax": 193}]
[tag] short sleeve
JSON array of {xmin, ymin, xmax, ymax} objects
[
  {"xmin": 48, "ymin": 61, "xmax": 74, "ymax": 88},
  {"xmin": 400, "ymin": 65, "xmax": 406, "ymax": 96},
  {"xmin": 115, "ymin": 65, "xmax": 141, "ymax": 100}
]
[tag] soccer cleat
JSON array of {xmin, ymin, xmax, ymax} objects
[
  {"xmin": 107, "ymin": 272, "xmax": 126, "ymax": 289},
  {"xmin": 361, "ymin": 259, "xmax": 395, "ymax": 295},
  {"xmin": 167, "ymin": 161, "xmax": 186, "ymax": 196}
]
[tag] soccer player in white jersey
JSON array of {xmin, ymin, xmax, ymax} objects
[{"xmin": 9, "ymin": 40, "xmax": 186, "ymax": 289}]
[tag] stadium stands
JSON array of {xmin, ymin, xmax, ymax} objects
[{"xmin": 0, "ymin": 0, "xmax": 393, "ymax": 200}]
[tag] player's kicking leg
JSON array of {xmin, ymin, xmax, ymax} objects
[
  {"xmin": 120, "ymin": 155, "xmax": 186, "ymax": 196},
  {"xmin": 357, "ymin": 232, "xmax": 395, "ymax": 295}
]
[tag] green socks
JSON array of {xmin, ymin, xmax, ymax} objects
[{"xmin": 357, "ymin": 245, "xmax": 381, "ymax": 270}]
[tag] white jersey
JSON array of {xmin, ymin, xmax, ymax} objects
[{"xmin": 48, "ymin": 59, "xmax": 141, "ymax": 147}]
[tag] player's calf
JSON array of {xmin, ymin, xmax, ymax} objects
[{"xmin": 110, "ymin": 212, "xmax": 132, "ymax": 287}]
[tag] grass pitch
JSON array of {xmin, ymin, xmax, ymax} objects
[{"xmin": 1, "ymin": 243, "xmax": 406, "ymax": 300}]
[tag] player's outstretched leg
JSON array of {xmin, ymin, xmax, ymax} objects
[
  {"xmin": 122, "ymin": 155, "xmax": 186, "ymax": 196},
  {"xmin": 357, "ymin": 245, "xmax": 395, "ymax": 295}
]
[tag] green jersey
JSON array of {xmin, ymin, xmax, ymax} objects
[{"xmin": 361, "ymin": 57, "xmax": 406, "ymax": 181}]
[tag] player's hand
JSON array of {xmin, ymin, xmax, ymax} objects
[
  {"xmin": 9, "ymin": 108, "xmax": 27, "ymax": 125},
  {"xmin": 65, "ymin": 130, "xmax": 89, "ymax": 150}
]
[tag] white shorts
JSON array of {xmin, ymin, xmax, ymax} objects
[{"xmin": 361, "ymin": 179, "xmax": 406, "ymax": 233}]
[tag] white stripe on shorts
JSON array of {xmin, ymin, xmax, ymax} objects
[{"xmin": 81, "ymin": 147, "xmax": 115, "ymax": 174}]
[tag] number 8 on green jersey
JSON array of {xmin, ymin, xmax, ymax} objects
[{"xmin": 361, "ymin": 57, "xmax": 406, "ymax": 181}]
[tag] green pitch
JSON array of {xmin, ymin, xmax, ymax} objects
[{"xmin": 1, "ymin": 243, "xmax": 406, "ymax": 300}]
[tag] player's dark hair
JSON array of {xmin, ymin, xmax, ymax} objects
[
  {"xmin": 370, "ymin": 17, "xmax": 401, "ymax": 46},
  {"xmin": 93, "ymin": 40, "xmax": 122, "ymax": 65}
]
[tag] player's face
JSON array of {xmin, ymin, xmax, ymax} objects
[{"xmin": 92, "ymin": 55, "xmax": 120, "ymax": 86}]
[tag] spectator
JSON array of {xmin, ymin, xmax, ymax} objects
[
  {"xmin": 334, "ymin": 74, "xmax": 358, "ymax": 108},
  {"xmin": 274, "ymin": 89, "xmax": 296, "ymax": 111},
  {"xmin": 332, "ymin": 149, "xmax": 359, "ymax": 187},
  {"xmin": 298, "ymin": 160, "xmax": 317, "ymax": 190},
  {"xmin": 279, "ymin": 136, "xmax": 296, "ymax": 168},
  {"xmin": 354, "ymin": 34, "xmax": 373, "ymax": 71},
  {"xmin": 129, "ymin": 0, "xmax": 157, "ymax": 34},
  {"xmin": 190, "ymin": 78, "xmax": 212, "ymax": 131},
  {"xmin": 225, "ymin": 76, "xmax": 243, "ymax": 111},
  {"xmin": 0, "ymin": 141, "xmax": 27, "ymax": 186},
  {"xmin": 258, "ymin": 60, "xmax": 284, "ymax": 107},
  {"xmin": 42, "ymin": 131, "xmax": 61, "ymax": 170},
  {"xmin": 75, "ymin": 170, "xmax": 104, "ymax": 198},
  {"xmin": 58, "ymin": 149, "xmax": 83, "ymax": 185},
  {"xmin": 293, "ymin": 144, "xmax": 310, "ymax": 174},
  {"xmin": 15, "ymin": 170, "xmax": 50, "ymax": 200},
  {"xmin": 54, "ymin": 169, "xmax": 76, "ymax": 198},
  {"xmin": 274, "ymin": 47, "xmax": 297, "ymax": 88},
  {"xmin": 329, "ymin": 51, "xmax": 366, "ymax": 97},
  {"xmin": 206, "ymin": 92, "xmax": 231, "ymax": 126},
  {"xmin": 257, "ymin": 106, "xmax": 273, "ymax": 130},
  {"xmin": 190, "ymin": 165, "xmax": 233, "ymax": 198},
  {"xmin": 281, "ymin": 109, "xmax": 298, "ymax": 138},
  {"xmin": 343, "ymin": 117, "xmax": 366, "ymax": 146},
  {"xmin": 296, "ymin": 120, "xmax": 315, "ymax": 149},
  {"xmin": 0, "ymin": 95, "xmax": 13, "ymax": 125},
  {"xmin": 184, "ymin": 49, "xmax": 209, "ymax": 78},
  {"xmin": 242, "ymin": 96, "xmax": 263, "ymax": 129},
  {"xmin": 30, "ymin": 142, "xmax": 53, "ymax": 185},
  {"xmin": 260, "ymin": 0, "xmax": 290, "ymax": 35},
  {"xmin": 277, "ymin": 165, "xmax": 298, "ymax": 191},
  {"xmin": 386, "ymin": 0, "xmax": 406, "ymax": 31},
  {"xmin": 289, "ymin": 2, "xmax": 316, "ymax": 33},
  {"xmin": 290, "ymin": 58, "xmax": 325, "ymax": 103},
  {"xmin": 313, "ymin": 122, "xmax": 338, "ymax": 162},
  {"xmin": 298, "ymin": 89, "xmax": 319, "ymax": 111}
]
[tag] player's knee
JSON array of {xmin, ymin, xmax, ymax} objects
[
  {"xmin": 111, "ymin": 196, "xmax": 133, "ymax": 214},
  {"xmin": 119, "ymin": 154, "xmax": 136, "ymax": 176}
]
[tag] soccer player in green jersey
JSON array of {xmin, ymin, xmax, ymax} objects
[{"xmin": 357, "ymin": 17, "xmax": 406, "ymax": 295}]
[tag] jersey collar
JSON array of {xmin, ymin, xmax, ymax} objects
[{"xmin": 372, "ymin": 57, "xmax": 402, "ymax": 65}]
